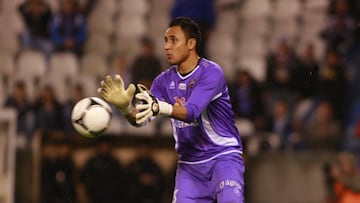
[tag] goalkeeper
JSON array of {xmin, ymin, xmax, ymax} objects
[{"xmin": 98, "ymin": 17, "xmax": 245, "ymax": 203}]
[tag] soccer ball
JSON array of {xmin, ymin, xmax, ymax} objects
[{"xmin": 71, "ymin": 97, "xmax": 112, "ymax": 138}]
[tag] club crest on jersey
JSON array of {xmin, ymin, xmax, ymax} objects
[
  {"xmin": 189, "ymin": 79, "xmax": 195, "ymax": 88},
  {"xmin": 174, "ymin": 97, "xmax": 186, "ymax": 106},
  {"xmin": 179, "ymin": 83, "xmax": 186, "ymax": 90},
  {"xmin": 169, "ymin": 81, "xmax": 175, "ymax": 89}
]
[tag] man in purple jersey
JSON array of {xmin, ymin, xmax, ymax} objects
[{"xmin": 98, "ymin": 17, "xmax": 245, "ymax": 203}]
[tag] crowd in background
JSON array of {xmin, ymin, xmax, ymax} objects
[
  {"xmin": 2, "ymin": 0, "xmax": 360, "ymax": 202},
  {"xmin": 4, "ymin": 0, "xmax": 360, "ymax": 151}
]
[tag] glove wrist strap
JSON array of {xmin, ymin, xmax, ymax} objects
[{"xmin": 158, "ymin": 100, "xmax": 173, "ymax": 116}]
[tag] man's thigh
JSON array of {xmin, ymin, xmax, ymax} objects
[
  {"xmin": 172, "ymin": 163, "xmax": 214, "ymax": 203},
  {"xmin": 213, "ymin": 155, "xmax": 245, "ymax": 203}
]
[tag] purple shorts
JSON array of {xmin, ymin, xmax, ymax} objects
[{"xmin": 172, "ymin": 153, "xmax": 245, "ymax": 203}]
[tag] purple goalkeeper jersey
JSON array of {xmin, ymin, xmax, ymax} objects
[{"xmin": 151, "ymin": 58, "xmax": 243, "ymax": 163}]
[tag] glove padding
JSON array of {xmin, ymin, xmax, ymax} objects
[
  {"xmin": 135, "ymin": 84, "xmax": 172, "ymax": 124},
  {"xmin": 98, "ymin": 75, "xmax": 136, "ymax": 115}
]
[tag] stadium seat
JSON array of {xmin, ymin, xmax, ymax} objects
[
  {"xmin": 95, "ymin": 0, "xmax": 118, "ymax": 16},
  {"xmin": 49, "ymin": 52, "xmax": 79, "ymax": 80},
  {"xmin": 303, "ymin": 0, "xmax": 328, "ymax": 13},
  {"xmin": 237, "ymin": 56, "xmax": 266, "ymax": 82},
  {"xmin": 16, "ymin": 50, "xmax": 47, "ymax": 80},
  {"xmin": 119, "ymin": 0, "xmax": 149, "ymax": 16},
  {"xmin": 41, "ymin": 74, "xmax": 69, "ymax": 103},
  {"xmin": 0, "ymin": 79, "xmax": 4, "ymax": 106},
  {"xmin": 0, "ymin": 30, "xmax": 19, "ymax": 55},
  {"xmin": 150, "ymin": 0, "xmax": 173, "ymax": 13},
  {"xmin": 270, "ymin": 18, "xmax": 300, "ymax": 44},
  {"xmin": 273, "ymin": 0, "xmax": 302, "ymax": 20},
  {"xmin": 238, "ymin": 36, "xmax": 267, "ymax": 58},
  {"xmin": 240, "ymin": 0, "xmax": 273, "ymax": 20},
  {"xmin": 80, "ymin": 53, "xmax": 108, "ymax": 80},
  {"xmin": 239, "ymin": 17, "xmax": 270, "ymax": 39},
  {"xmin": 47, "ymin": 0, "xmax": 60, "ymax": 12},
  {"xmin": 0, "ymin": 53, "xmax": 15, "ymax": 79},
  {"xmin": 87, "ymin": 14, "xmax": 114, "ymax": 38},
  {"xmin": 0, "ymin": 53, "xmax": 15, "ymax": 95},
  {"xmin": 1, "ymin": 0, "xmax": 24, "ymax": 13},
  {"xmin": 208, "ymin": 33, "xmax": 236, "ymax": 58},
  {"xmin": 114, "ymin": 15, "xmax": 147, "ymax": 39},
  {"xmin": 77, "ymin": 75, "xmax": 98, "ymax": 98},
  {"xmin": 16, "ymin": 50, "xmax": 47, "ymax": 100},
  {"xmin": 234, "ymin": 118, "xmax": 255, "ymax": 137},
  {"xmin": 214, "ymin": 10, "xmax": 239, "ymax": 35},
  {"xmin": 84, "ymin": 34, "xmax": 112, "ymax": 57},
  {"xmin": 0, "ymin": 12, "xmax": 24, "ymax": 35},
  {"xmin": 216, "ymin": 0, "xmax": 241, "ymax": 8}
]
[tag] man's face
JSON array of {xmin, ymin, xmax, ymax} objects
[{"xmin": 164, "ymin": 26, "xmax": 191, "ymax": 65}]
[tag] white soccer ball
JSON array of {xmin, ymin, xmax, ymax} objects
[{"xmin": 71, "ymin": 97, "xmax": 112, "ymax": 138}]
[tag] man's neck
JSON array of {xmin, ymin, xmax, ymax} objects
[{"xmin": 178, "ymin": 54, "xmax": 200, "ymax": 75}]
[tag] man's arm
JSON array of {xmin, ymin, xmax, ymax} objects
[
  {"xmin": 126, "ymin": 104, "xmax": 188, "ymax": 126},
  {"xmin": 134, "ymin": 84, "xmax": 192, "ymax": 125}
]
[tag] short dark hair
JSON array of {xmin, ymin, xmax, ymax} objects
[{"xmin": 169, "ymin": 17, "xmax": 202, "ymax": 52}]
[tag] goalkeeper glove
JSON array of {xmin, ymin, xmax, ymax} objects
[
  {"xmin": 98, "ymin": 75, "xmax": 136, "ymax": 115},
  {"xmin": 135, "ymin": 84, "xmax": 172, "ymax": 124}
]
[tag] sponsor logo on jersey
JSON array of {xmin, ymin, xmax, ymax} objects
[
  {"xmin": 179, "ymin": 83, "xmax": 186, "ymax": 90},
  {"xmin": 169, "ymin": 81, "xmax": 175, "ymax": 89},
  {"xmin": 174, "ymin": 120, "xmax": 198, "ymax": 128}
]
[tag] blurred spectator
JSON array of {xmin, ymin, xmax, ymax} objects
[
  {"xmin": 229, "ymin": 69, "xmax": 265, "ymax": 121},
  {"xmin": 18, "ymin": 0, "xmax": 53, "ymax": 59},
  {"xmin": 265, "ymin": 38, "xmax": 300, "ymax": 110},
  {"xmin": 293, "ymin": 43, "xmax": 320, "ymax": 99},
  {"xmin": 328, "ymin": 0, "xmax": 357, "ymax": 24},
  {"xmin": 342, "ymin": 99, "xmax": 360, "ymax": 151},
  {"xmin": 77, "ymin": 0, "xmax": 98, "ymax": 17},
  {"xmin": 320, "ymin": 16, "xmax": 355, "ymax": 55},
  {"xmin": 266, "ymin": 99, "xmax": 293, "ymax": 150},
  {"xmin": 127, "ymin": 140, "xmax": 166, "ymax": 203},
  {"xmin": 41, "ymin": 141, "xmax": 77, "ymax": 203},
  {"xmin": 316, "ymin": 49, "xmax": 347, "ymax": 120},
  {"xmin": 4, "ymin": 80, "xmax": 34, "ymax": 139},
  {"xmin": 171, "ymin": 0, "xmax": 216, "ymax": 58},
  {"xmin": 50, "ymin": 0, "xmax": 87, "ymax": 56},
  {"xmin": 33, "ymin": 84, "xmax": 64, "ymax": 133},
  {"xmin": 327, "ymin": 152, "xmax": 360, "ymax": 203},
  {"xmin": 300, "ymin": 100, "xmax": 344, "ymax": 151},
  {"xmin": 130, "ymin": 37, "xmax": 162, "ymax": 89},
  {"xmin": 80, "ymin": 138, "xmax": 127, "ymax": 203},
  {"xmin": 63, "ymin": 83, "xmax": 84, "ymax": 133}
]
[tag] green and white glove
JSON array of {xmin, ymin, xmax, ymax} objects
[
  {"xmin": 135, "ymin": 84, "xmax": 172, "ymax": 124},
  {"xmin": 98, "ymin": 75, "xmax": 136, "ymax": 115}
]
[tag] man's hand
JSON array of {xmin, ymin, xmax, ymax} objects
[
  {"xmin": 135, "ymin": 84, "xmax": 172, "ymax": 124},
  {"xmin": 98, "ymin": 75, "xmax": 136, "ymax": 115}
]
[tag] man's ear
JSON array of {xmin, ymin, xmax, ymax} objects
[{"xmin": 187, "ymin": 38, "xmax": 197, "ymax": 51}]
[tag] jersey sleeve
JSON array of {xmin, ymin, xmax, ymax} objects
[
  {"xmin": 185, "ymin": 66, "xmax": 225, "ymax": 122},
  {"xmin": 150, "ymin": 73, "xmax": 165, "ymax": 100}
]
